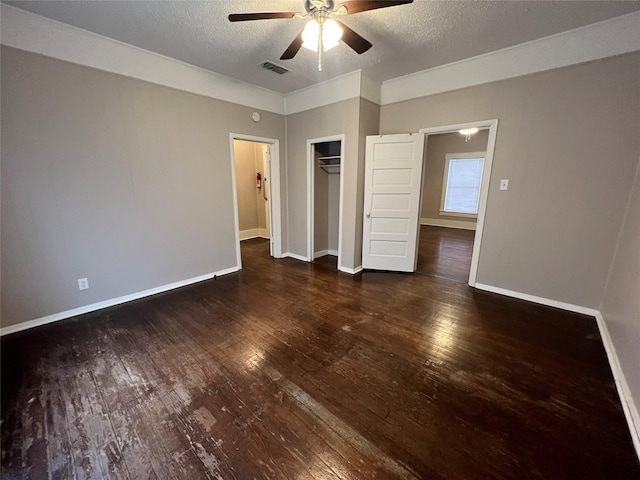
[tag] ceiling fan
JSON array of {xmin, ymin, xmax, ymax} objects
[{"xmin": 228, "ymin": 0, "xmax": 414, "ymax": 71}]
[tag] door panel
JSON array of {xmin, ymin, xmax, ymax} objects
[
  {"xmin": 362, "ymin": 133, "xmax": 425, "ymax": 272},
  {"xmin": 372, "ymin": 168, "xmax": 414, "ymax": 186},
  {"xmin": 370, "ymin": 240, "xmax": 408, "ymax": 257},
  {"xmin": 370, "ymin": 217, "xmax": 410, "ymax": 234},
  {"xmin": 371, "ymin": 193, "xmax": 412, "ymax": 211}
]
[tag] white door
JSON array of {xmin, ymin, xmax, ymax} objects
[{"xmin": 362, "ymin": 133, "xmax": 425, "ymax": 272}]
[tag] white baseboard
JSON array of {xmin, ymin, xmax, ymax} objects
[
  {"xmin": 240, "ymin": 228, "xmax": 270, "ymax": 241},
  {"xmin": 0, "ymin": 265, "xmax": 240, "ymax": 337},
  {"xmin": 240, "ymin": 229, "xmax": 259, "ymax": 240},
  {"xmin": 473, "ymin": 283, "xmax": 599, "ymax": 316},
  {"xmin": 420, "ymin": 217, "xmax": 476, "ymax": 231},
  {"xmin": 313, "ymin": 249, "xmax": 338, "ymax": 259},
  {"xmin": 595, "ymin": 312, "xmax": 640, "ymax": 461},
  {"xmin": 283, "ymin": 252, "xmax": 309, "ymax": 262},
  {"xmin": 474, "ymin": 282, "xmax": 639, "ymax": 460},
  {"xmin": 338, "ymin": 265, "xmax": 363, "ymax": 275}
]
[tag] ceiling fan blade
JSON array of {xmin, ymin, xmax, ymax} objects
[
  {"xmin": 334, "ymin": 20, "xmax": 372, "ymax": 54},
  {"xmin": 336, "ymin": 0, "xmax": 413, "ymax": 15},
  {"xmin": 280, "ymin": 32, "xmax": 304, "ymax": 60},
  {"xmin": 228, "ymin": 12, "xmax": 299, "ymax": 22}
]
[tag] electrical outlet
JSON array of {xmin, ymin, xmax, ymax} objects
[
  {"xmin": 500, "ymin": 179, "xmax": 509, "ymax": 191},
  {"xmin": 78, "ymin": 278, "xmax": 89, "ymax": 290}
]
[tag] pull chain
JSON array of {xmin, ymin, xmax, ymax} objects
[{"xmin": 317, "ymin": 19, "xmax": 323, "ymax": 71}]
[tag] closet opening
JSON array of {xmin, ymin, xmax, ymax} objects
[{"xmin": 307, "ymin": 135, "xmax": 345, "ymax": 269}]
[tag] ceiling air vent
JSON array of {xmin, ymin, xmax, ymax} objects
[{"xmin": 261, "ymin": 61, "xmax": 289, "ymax": 75}]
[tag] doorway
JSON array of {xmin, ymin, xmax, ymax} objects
[
  {"xmin": 417, "ymin": 128, "xmax": 490, "ymax": 281},
  {"xmin": 419, "ymin": 120, "xmax": 498, "ymax": 286},
  {"xmin": 229, "ymin": 134, "xmax": 282, "ymax": 269},
  {"xmin": 307, "ymin": 134, "xmax": 345, "ymax": 268},
  {"xmin": 361, "ymin": 120, "xmax": 497, "ymax": 284}
]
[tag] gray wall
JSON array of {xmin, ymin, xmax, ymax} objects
[
  {"xmin": 380, "ymin": 52, "xmax": 640, "ymax": 309},
  {"xmin": 233, "ymin": 140, "xmax": 268, "ymax": 233},
  {"xmin": 601, "ymin": 157, "xmax": 640, "ymax": 420},
  {"xmin": 1, "ymin": 46, "xmax": 285, "ymax": 327},
  {"xmin": 286, "ymin": 98, "xmax": 361, "ymax": 267},
  {"xmin": 286, "ymin": 98, "xmax": 380, "ymax": 268},
  {"xmin": 422, "ymin": 130, "xmax": 489, "ymax": 228}
]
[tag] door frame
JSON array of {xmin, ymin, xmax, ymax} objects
[
  {"xmin": 229, "ymin": 133, "xmax": 283, "ymax": 269},
  {"xmin": 261, "ymin": 145, "xmax": 271, "ymax": 238},
  {"xmin": 307, "ymin": 134, "xmax": 346, "ymax": 266},
  {"xmin": 419, "ymin": 119, "xmax": 498, "ymax": 287}
]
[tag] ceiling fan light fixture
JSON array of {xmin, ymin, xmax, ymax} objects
[
  {"xmin": 302, "ymin": 18, "xmax": 343, "ymax": 52},
  {"xmin": 301, "ymin": 20, "xmax": 320, "ymax": 52},
  {"xmin": 323, "ymin": 19, "xmax": 343, "ymax": 50}
]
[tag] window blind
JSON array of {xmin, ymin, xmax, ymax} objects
[{"xmin": 443, "ymin": 157, "xmax": 484, "ymax": 214}]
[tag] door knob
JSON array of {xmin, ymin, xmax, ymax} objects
[{"xmin": 366, "ymin": 212, "xmax": 371, "ymax": 218}]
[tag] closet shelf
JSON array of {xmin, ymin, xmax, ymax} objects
[
  {"xmin": 318, "ymin": 156, "xmax": 341, "ymax": 174},
  {"xmin": 319, "ymin": 165, "xmax": 340, "ymax": 174}
]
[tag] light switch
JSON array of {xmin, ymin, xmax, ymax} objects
[{"xmin": 499, "ymin": 179, "xmax": 509, "ymax": 191}]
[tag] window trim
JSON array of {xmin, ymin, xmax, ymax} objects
[{"xmin": 439, "ymin": 152, "xmax": 486, "ymax": 217}]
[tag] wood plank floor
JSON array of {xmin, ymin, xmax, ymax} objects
[{"xmin": 2, "ymin": 226, "xmax": 638, "ymax": 479}]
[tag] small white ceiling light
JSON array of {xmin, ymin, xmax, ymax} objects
[
  {"xmin": 459, "ymin": 127, "xmax": 479, "ymax": 142},
  {"xmin": 301, "ymin": 17, "xmax": 343, "ymax": 71}
]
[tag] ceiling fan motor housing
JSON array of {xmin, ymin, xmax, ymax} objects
[
  {"xmin": 229, "ymin": 1, "xmax": 413, "ymax": 62},
  {"xmin": 306, "ymin": 0, "xmax": 334, "ymax": 13}
]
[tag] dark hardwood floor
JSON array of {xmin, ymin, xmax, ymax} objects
[{"xmin": 2, "ymin": 226, "xmax": 638, "ymax": 479}]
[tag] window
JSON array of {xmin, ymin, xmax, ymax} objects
[{"xmin": 440, "ymin": 152, "xmax": 486, "ymax": 217}]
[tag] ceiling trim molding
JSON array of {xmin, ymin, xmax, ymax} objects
[
  {"xmin": 3, "ymin": 4, "xmax": 638, "ymax": 115},
  {"xmin": 0, "ymin": 4, "xmax": 286, "ymax": 115},
  {"xmin": 360, "ymin": 73, "xmax": 382, "ymax": 106},
  {"xmin": 381, "ymin": 10, "xmax": 640, "ymax": 105},
  {"xmin": 284, "ymin": 70, "xmax": 364, "ymax": 115},
  {"xmin": 283, "ymin": 70, "xmax": 382, "ymax": 115}
]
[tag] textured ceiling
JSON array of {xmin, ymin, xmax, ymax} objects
[{"xmin": 5, "ymin": 1, "xmax": 640, "ymax": 93}]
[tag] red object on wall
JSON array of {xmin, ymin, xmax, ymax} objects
[{"xmin": 256, "ymin": 172, "xmax": 262, "ymax": 188}]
